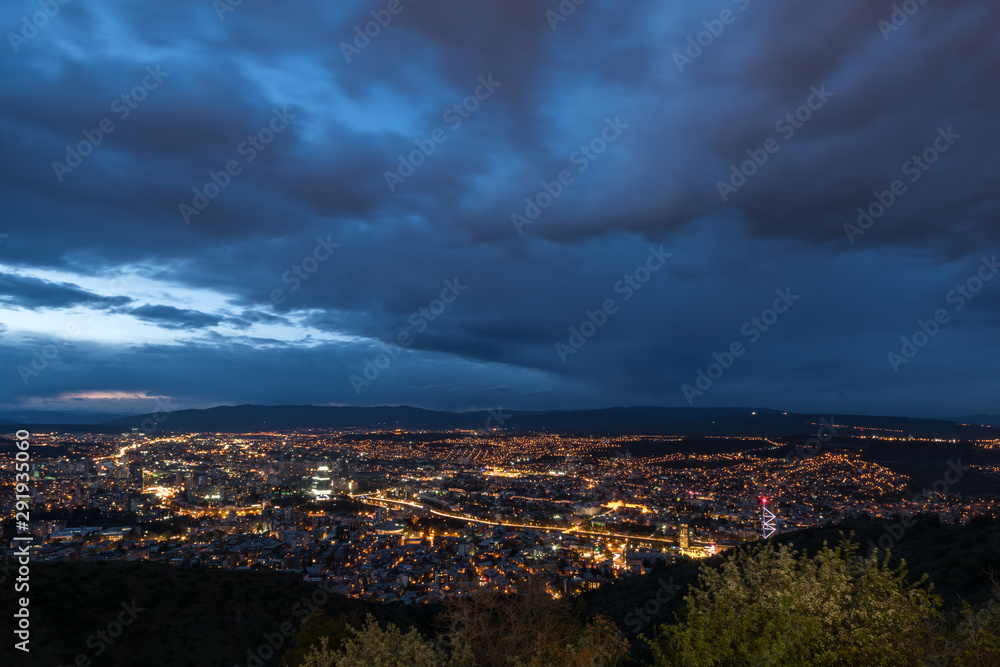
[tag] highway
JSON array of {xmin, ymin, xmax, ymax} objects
[{"xmin": 354, "ymin": 494, "xmax": 679, "ymax": 546}]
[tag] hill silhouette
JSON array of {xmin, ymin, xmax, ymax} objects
[{"xmin": 90, "ymin": 404, "xmax": 1000, "ymax": 439}]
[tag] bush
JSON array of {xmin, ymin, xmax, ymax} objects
[
  {"xmin": 439, "ymin": 580, "xmax": 629, "ymax": 667},
  {"xmin": 438, "ymin": 581, "xmax": 576, "ymax": 666},
  {"xmin": 282, "ymin": 611, "xmax": 363, "ymax": 667},
  {"xmin": 645, "ymin": 536, "xmax": 942, "ymax": 666},
  {"xmin": 935, "ymin": 576, "xmax": 1000, "ymax": 667},
  {"xmin": 297, "ymin": 616, "xmax": 473, "ymax": 667}
]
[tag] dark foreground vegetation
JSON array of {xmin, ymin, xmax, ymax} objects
[{"xmin": 3, "ymin": 515, "xmax": 999, "ymax": 666}]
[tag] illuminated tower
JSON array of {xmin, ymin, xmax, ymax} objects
[
  {"xmin": 678, "ymin": 523, "xmax": 689, "ymax": 550},
  {"xmin": 761, "ymin": 498, "xmax": 776, "ymax": 539}
]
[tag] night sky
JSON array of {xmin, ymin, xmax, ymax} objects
[{"xmin": 1, "ymin": 0, "xmax": 998, "ymax": 419}]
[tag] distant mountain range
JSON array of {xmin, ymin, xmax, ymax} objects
[
  {"xmin": 0, "ymin": 410, "xmax": 134, "ymax": 425},
  {"xmin": 962, "ymin": 414, "xmax": 1000, "ymax": 427},
  {"xmin": 2, "ymin": 404, "xmax": 997, "ymax": 439}
]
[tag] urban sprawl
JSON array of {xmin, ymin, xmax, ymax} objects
[{"xmin": 3, "ymin": 425, "xmax": 999, "ymax": 603}]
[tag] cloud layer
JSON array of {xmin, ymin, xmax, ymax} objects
[{"xmin": 1, "ymin": 0, "xmax": 998, "ymax": 418}]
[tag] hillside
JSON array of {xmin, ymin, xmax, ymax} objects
[
  {"xmin": 581, "ymin": 515, "xmax": 1000, "ymax": 662},
  {"xmin": 3, "ymin": 404, "xmax": 996, "ymax": 440},
  {"xmin": 0, "ymin": 561, "xmax": 434, "ymax": 667},
  {"xmin": 3, "ymin": 517, "xmax": 998, "ymax": 666},
  {"xmin": 92, "ymin": 404, "xmax": 1000, "ymax": 439}
]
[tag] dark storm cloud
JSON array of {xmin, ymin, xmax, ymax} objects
[
  {"xmin": 1, "ymin": 0, "xmax": 998, "ymax": 418},
  {"xmin": 0, "ymin": 272, "xmax": 131, "ymax": 310},
  {"xmin": 128, "ymin": 304, "xmax": 223, "ymax": 330},
  {"xmin": 224, "ymin": 309, "xmax": 294, "ymax": 330}
]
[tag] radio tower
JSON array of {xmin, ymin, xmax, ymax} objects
[{"xmin": 761, "ymin": 497, "xmax": 777, "ymax": 539}]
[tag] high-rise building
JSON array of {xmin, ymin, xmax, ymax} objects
[
  {"xmin": 311, "ymin": 463, "xmax": 332, "ymax": 498},
  {"xmin": 127, "ymin": 462, "xmax": 142, "ymax": 487}
]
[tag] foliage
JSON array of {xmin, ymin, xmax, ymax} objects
[
  {"xmin": 296, "ymin": 615, "xmax": 473, "ymax": 667},
  {"xmin": 439, "ymin": 580, "xmax": 578, "ymax": 666},
  {"xmin": 439, "ymin": 580, "xmax": 629, "ymax": 666},
  {"xmin": 645, "ymin": 536, "xmax": 942, "ymax": 666},
  {"xmin": 941, "ymin": 575, "xmax": 1000, "ymax": 667},
  {"xmin": 282, "ymin": 610, "xmax": 363, "ymax": 667},
  {"xmin": 525, "ymin": 614, "xmax": 630, "ymax": 667}
]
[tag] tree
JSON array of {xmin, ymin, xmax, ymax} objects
[
  {"xmin": 939, "ymin": 574, "xmax": 1000, "ymax": 667},
  {"xmin": 439, "ymin": 579, "xmax": 577, "ymax": 666},
  {"xmin": 528, "ymin": 615, "xmax": 630, "ymax": 667},
  {"xmin": 296, "ymin": 616, "xmax": 473, "ymax": 667},
  {"xmin": 645, "ymin": 537, "xmax": 942, "ymax": 666},
  {"xmin": 282, "ymin": 611, "xmax": 363, "ymax": 666},
  {"xmin": 439, "ymin": 579, "xmax": 628, "ymax": 667}
]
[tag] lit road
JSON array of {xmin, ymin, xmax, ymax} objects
[{"xmin": 353, "ymin": 494, "xmax": 679, "ymax": 546}]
